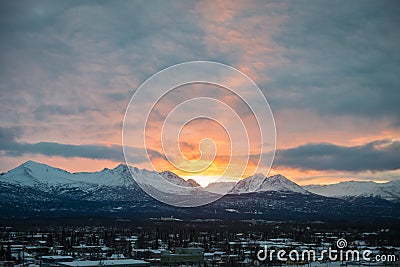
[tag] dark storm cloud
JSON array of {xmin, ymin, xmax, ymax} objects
[
  {"xmin": 0, "ymin": 0, "xmax": 206, "ymax": 124},
  {"xmin": 0, "ymin": 127, "xmax": 164, "ymax": 163},
  {"xmin": 274, "ymin": 139, "xmax": 400, "ymax": 171},
  {"xmin": 32, "ymin": 105, "xmax": 99, "ymax": 120},
  {"xmin": 264, "ymin": 0, "xmax": 400, "ymax": 125},
  {"xmin": 1, "ymin": 1, "xmax": 398, "ymax": 126}
]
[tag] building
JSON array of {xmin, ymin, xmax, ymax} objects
[
  {"xmin": 58, "ymin": 259, "xmax": 149, "ymax": 267},
  {"xmin": 160, "ymin": 247, "xmax": 204, "ymax": 265},
  {"xmin": 41, "ymin": 255, "xmax": 74, "ymax": 267}
]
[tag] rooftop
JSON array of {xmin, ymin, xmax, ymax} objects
[{"xmin": 59, "ymin": 259, "xmax": 149, "ymax": 267}]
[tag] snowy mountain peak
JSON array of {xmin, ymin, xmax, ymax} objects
[
  {"xmin": 229, "ymin": 174, "xmax": 266, "ymax": 194},
  {"xmin": 268, "ymin": 174, "xmax": 286, "ymax": 180},
  {"xmin": 2, "ymin": 161, "xmax": 397, "ymax": 201},
  {"xmin": 229, "ymin": 173, "xmax": 310, "ymax": 194},
  {"xmin": 259, "ymin": 174, "xmax": 310, "ymax": 194},
  {"xmin": 1, "ymin": 160, "xmax": 73, "ymax": 186},
  {"xmin": 22, "ymin": 160, "xmax": 43, "ymax": 167},
  {"xmin": 110, "ymin": 163, "xmax": 131, "ymax": 176},
  {"xmin": 305, "ymin": 180, "xmax": 400, "ymax": 201},
  {"xmin": 0, "ymin": 161, "xmax": 135, "ymax": 188},
  {"xmin": 21, "ymin": 160, "xmax": 69, "ymax": 173},
  {"xmin": 113, "ymin": 163, "xmax": 128, "ymax": 171},
  {"xmin": 159, "ymin": 171, "xmax": 200, "ymax": 187},
  {"xmin": 23, "ymin": 160, "xmax": 39, "ymax": 167}
]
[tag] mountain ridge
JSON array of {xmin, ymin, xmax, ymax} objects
[
  {"xmin": 1, "ymin": 160, "xmax": 399, "ymax": 201},
  {"xmin": 1, "ymin": 160, "xmax": 399, "ymax": 219},
  {"xmin": 305, "ymin": 180, "xmax": 400, "ymax": 201}
]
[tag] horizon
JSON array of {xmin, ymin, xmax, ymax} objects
[
  {"xmin": 2, "ymin": 159, "xmax": 393, "ymax": 187},
  {"xmin": 0, "ymin": 1, "xmax": 399, "ymax": 187}
]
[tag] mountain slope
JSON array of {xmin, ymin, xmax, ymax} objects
[
  {"xmin": 0, "ymin": 161, "xmax": 206, "ymax": 203},
  {"xmin": 3, "ymin": 161, "xmax": 399, "ymax": 201},
  {"xmin": 0, "ymin": 161, "xmax": 204, "ymax": 189},
  {"xmin": 229, "ymin": 174, "xmax": 310, "ymax": 194},
  {"xmin": 305, "ymin": 180, "xmax": 400, "ymax": 201},
  {"xmin": 205, "ymin": 181, "xmax": 236, "ymax": 194},
  {"xmin": 258, "ymin": 174, "xmax": 310, "ymax": 194},
  {"xmin": 0, "ymin": 160, "xmax": 135, "ymax": 188},
  {"xmin": 159, "ymin": 171, "xmax": 200, "ymax": 187},
  {"xmin": 229, "ymin": 174, "xmax": 266, "ymax": 194},
  {"xmin": 0, "ymin": 161, "xmax": 399, "ymax": 219}
]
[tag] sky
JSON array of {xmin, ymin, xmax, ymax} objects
[{"xmin": 0, "ymin": 0, "xmax": 399, "ymax": 185}]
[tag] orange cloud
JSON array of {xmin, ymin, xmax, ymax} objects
[
  {"xmin": 195, "ymin": 0, "xmax": 287, "ymax": 82},
  {"xmin": 140, "ymin": 82, "xmax": 269, "ymax": 182}
]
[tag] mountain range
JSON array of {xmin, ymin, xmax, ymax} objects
[
  {"xmin": 0, "ymin": 160, "xmax": 399, "ymax": 220},
  {"xmin": 305, "ymin": 180, "xmax": 400, "ymax": 201}
]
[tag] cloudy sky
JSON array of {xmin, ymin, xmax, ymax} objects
[{"xmin": 0, "ymin": 0, "xmax": 399, "ymax": 185}]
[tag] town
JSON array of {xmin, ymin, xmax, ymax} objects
[{"xmin": 0, "ymin": 218, "xmax": 399, "ymax": 267}]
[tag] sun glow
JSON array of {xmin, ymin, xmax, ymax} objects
[{"xmin": 181, "ymin": 176, "xmax": 223, "ymax": 187}]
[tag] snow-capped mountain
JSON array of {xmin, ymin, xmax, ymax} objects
[
  {"xmin": 0, "ymin": 160, "xmax": 135, "ymax": 188},
  {"xmin": 1, "ymin": 161, "xmax": 399, "ymax": 203},
  {"xmin": 305, "ymin": 180, "xmax": 400, "ymax": 201},
  {"xmin": 0, "ymin": 161, "xmax": 310, "ymax": 196},
  {"xmin": 0, "ymin": 161, "xmax": 207, "ymax": 203},
  {"xmin": 0, "ymin": 161, "xmax": 203, "ymax": 189},
  {"xmin": 258, "ymin": 174, "xmax": 310, "ymax": 194},
  {"xmin": 159, "ymin": 171, "xmax": 200, "ymax": 187},
  {"xmin": 229, "ymin": 174, "xmax": 310, "ymax": 194},
  {"xmin": 1, "ymin": 161, "xmax": 399, "ymax": 219},
  {"xmin": 229, "ymin": 174, "xmax": 266, "ymax": 194}
]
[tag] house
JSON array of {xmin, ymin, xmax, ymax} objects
[
  {"xmin": 160, "ymin": 247, "xmax": 204, "ymax": 265},
  {"xmin": 41, "ymin": 255, "xmax": 74, "ymax": 267},
  {"xmin": 58, "ymin": 259, "xmax": 149, "ymax": 267}
]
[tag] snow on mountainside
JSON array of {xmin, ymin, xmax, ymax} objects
[
  {"xmin": 0, "ymin": 161, "xmax": 200, "ymax": 191},
  {"xmin": 258, "ymin": 174, "xmax": 310, "ymax": 194},
  {"xmin": 0, "ymin": 162, "xmax": 311, "ymax": 196},
  {"xmin": 1, "ymin": 161, "xmax": 399, "ymax": 218},
  {"xmin": 159, "ymin": 171, "xmax": 200, "ymax": 187},
  {"xmin": 229, "ymin": 174, "xmax": 266, "ymax": 194},
  {"xmin": 1, "ymin": 161, "xmax": 399, "ymax": 202},
  {"xmin": 0, "ymin": 161, "xmax": 210, "ymax": 203},
  {"xmin": 205, "ymin": 181, "xmax": 236, "ymax": 194},
  {"xmin": 229, "ymin": 174, "xmax": 309, "ymax": 194},
  {"xmin": 0, "ymin": 160, "xmax": 135, "ymax": 188},
  {"xmin": 1, "ymin": 160, "xmax": 77, "ymax": 186},
  {"xmin": 305, "ymin": 180, "xmax": 400, "ymax": 201}
]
